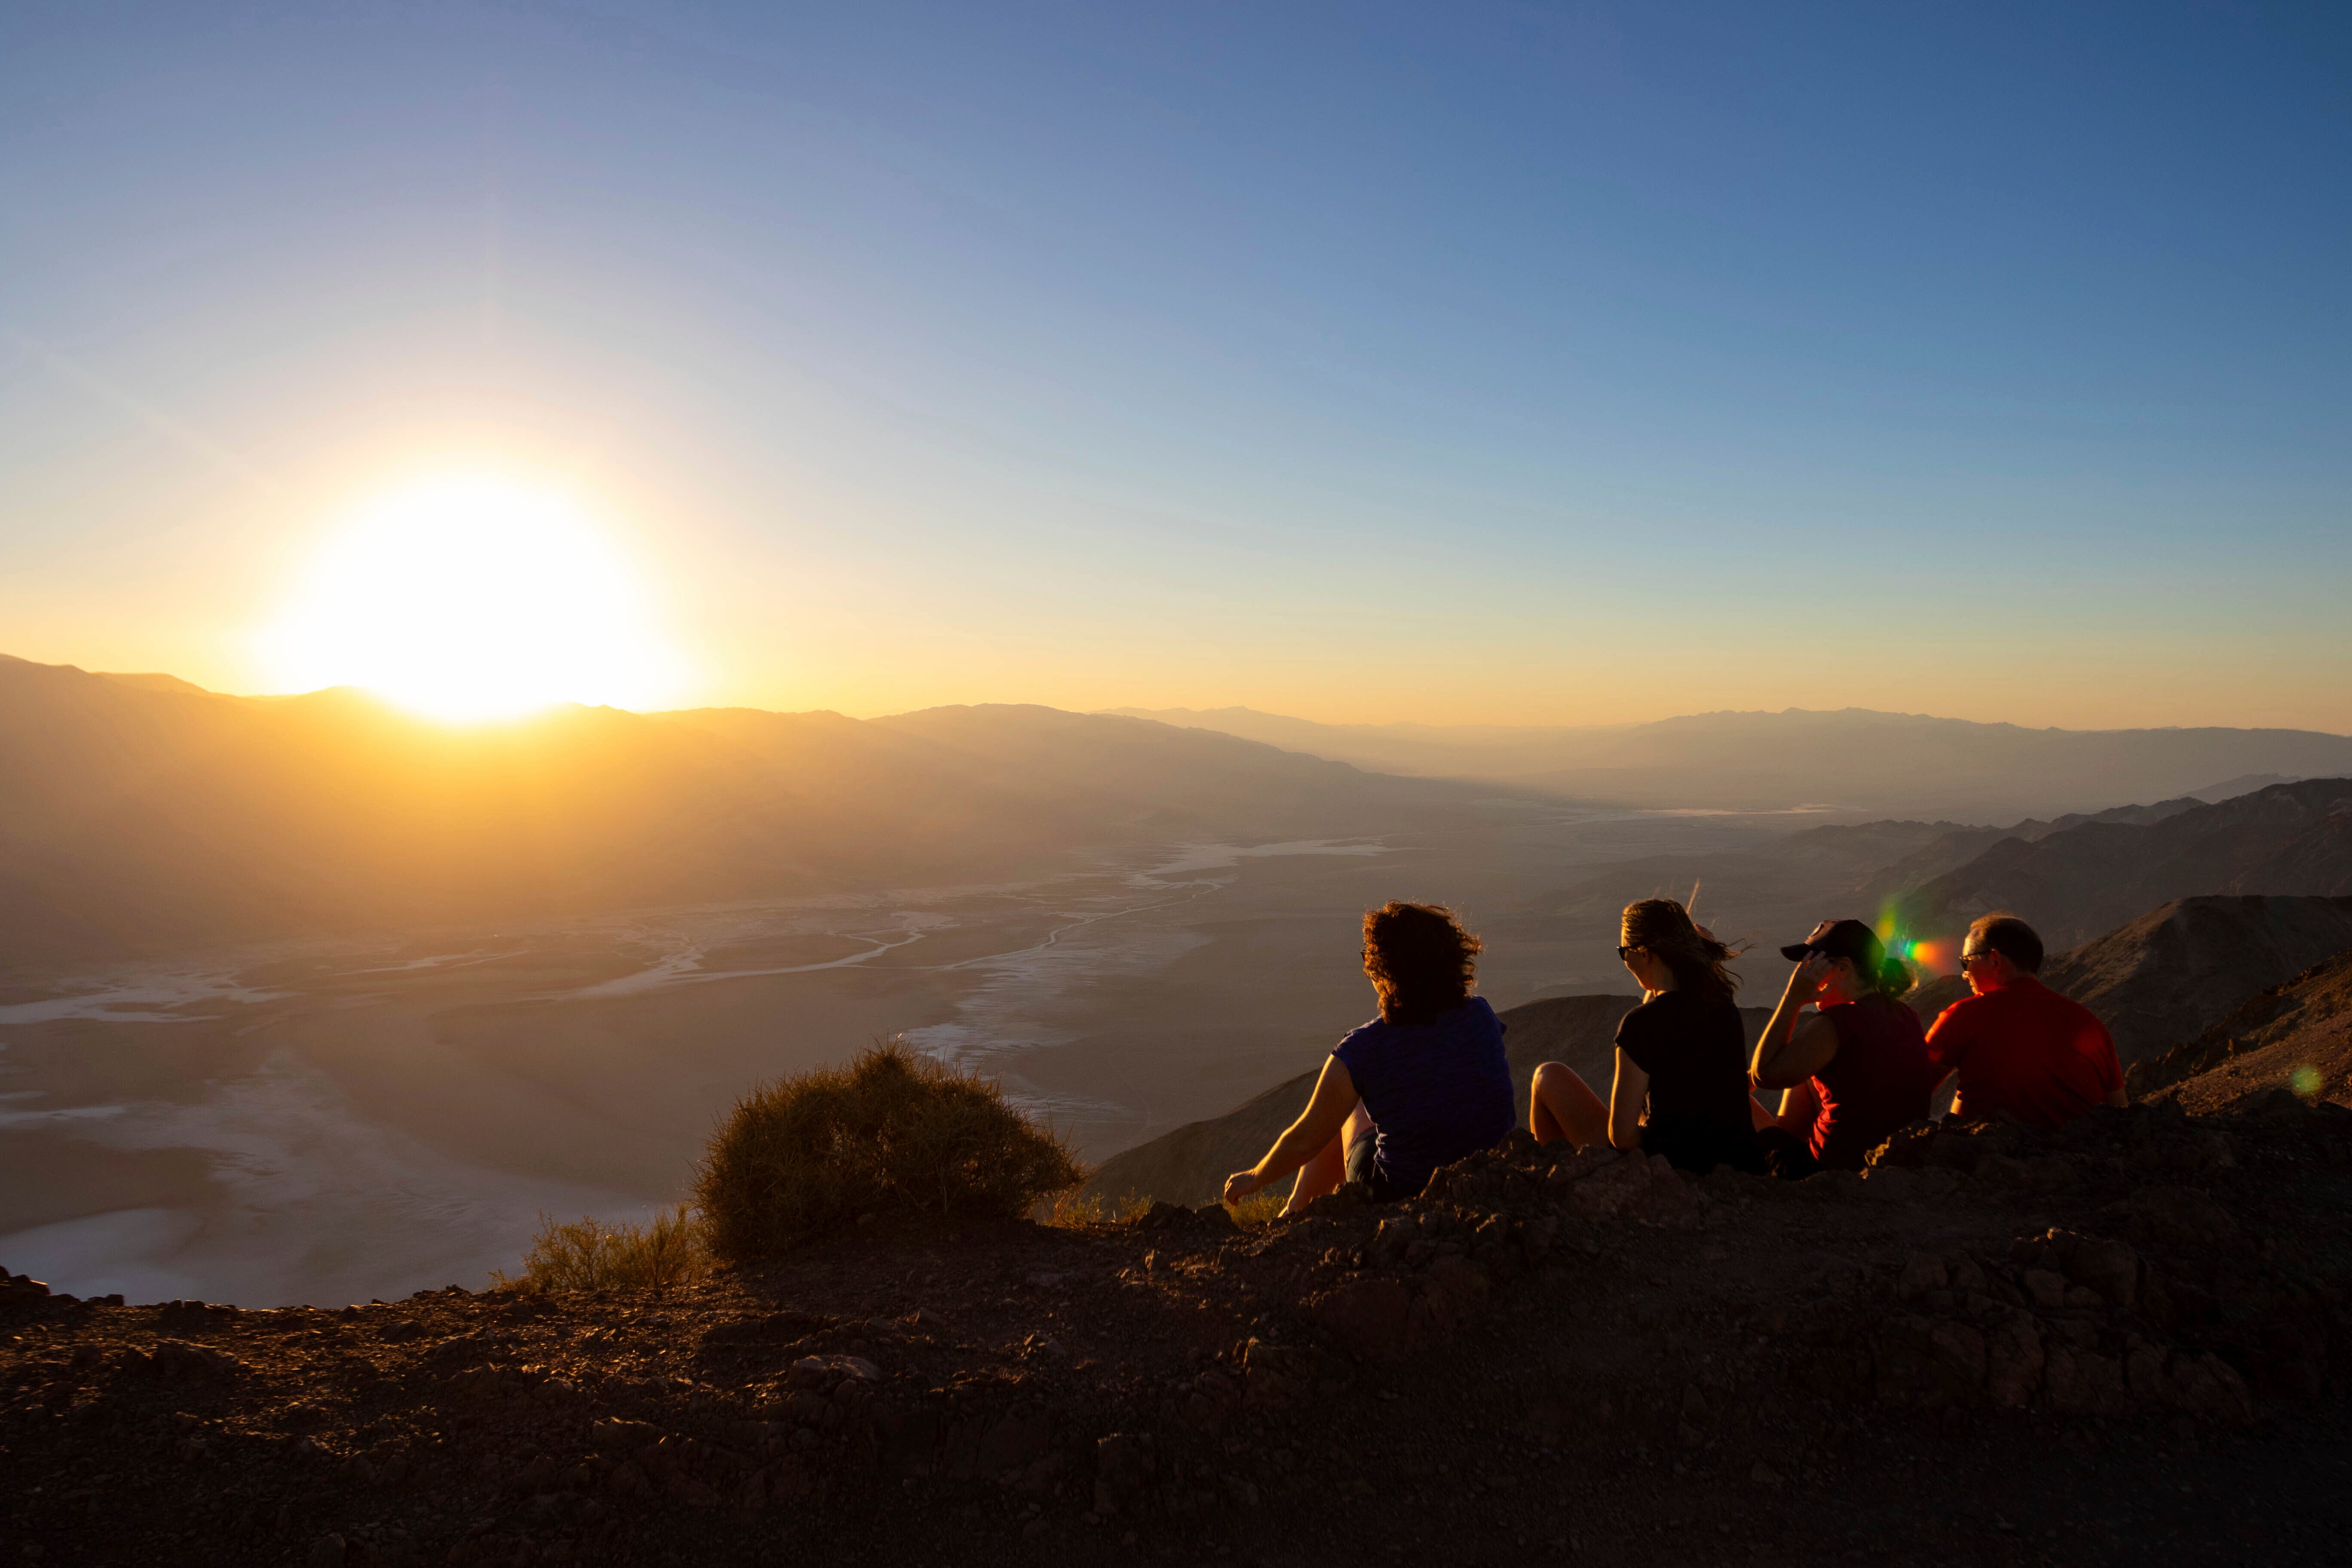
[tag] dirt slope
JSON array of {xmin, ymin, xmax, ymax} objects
[
  {"xmin": 1082, "ymin": 995, "xmax": 1772, "ymax": 1208},
  {"xmin": 2132, "ymin": 946, "xmax": 2352, "ymax": 1113},
  {"xmin": 7, "ymin": 1100, "xmax": 2349, "ymax": 1567}
]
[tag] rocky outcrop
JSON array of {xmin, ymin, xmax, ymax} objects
[{"xmin": 7, "ymin": 1096, "xmax": 2348, "ymax": 1567}]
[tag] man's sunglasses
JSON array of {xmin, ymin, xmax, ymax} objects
[{"xmin": 1959, "ymin": 948, "xmax": 1995, "ymax": 966}]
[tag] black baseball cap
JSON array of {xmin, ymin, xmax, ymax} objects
[{"xmin": 1779, "ymin": 919, "xmax": 1885, "ymax": 966}]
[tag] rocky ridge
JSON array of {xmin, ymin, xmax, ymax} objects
[{"xmin": 6, "ymin": 1091, "xmax": 2349, "ymax": 1567}]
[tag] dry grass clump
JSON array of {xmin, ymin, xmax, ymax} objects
[
  {"xmin": 1224, "ymin": 1187, "xmax": 1287, "ymax": 1228},
  {"xmin": 1043, "ymin": 1188, "xmax": 1153, "ymax": 1228},
  {"xmin": 694, "ymin": 1038, "xmax": 1087, "ymax": 1258},
  {"xmin": 492, "ymin": 1204, "xmax": 710, "ymax": 1295}
]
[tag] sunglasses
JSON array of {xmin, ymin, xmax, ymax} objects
[
  {"xmin": 1959, "ymin": 949, "xmax": 1995, "ymax": 966},
  {"xmin": 1616, "ymin": 945, "xmax": 1644, "ymax": 961}
]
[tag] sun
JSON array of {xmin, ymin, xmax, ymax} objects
[{"xmin": 257, "ymin": 471, "xmax": 689, "ymax": 722}]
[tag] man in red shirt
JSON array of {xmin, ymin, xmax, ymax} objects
[{"xmin": 1923, "ymin": 913, "xmax": 2127, "ymax": 1130}]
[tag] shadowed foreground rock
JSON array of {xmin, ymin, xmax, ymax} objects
[{"xmin": 5, "ymin": 1099, "xmax": 2349, "ymax": 1567}]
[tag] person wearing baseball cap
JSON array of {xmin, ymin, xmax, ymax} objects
[{"xmin": 1747, "ymin": 918, "xmax": 1941, "ymax": 1176}]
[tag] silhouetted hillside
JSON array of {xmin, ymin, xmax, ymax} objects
[
  {"xmin": 0, "ymin": 658, "xmax": 1484, "ymax": 968},
  {"xmin": 1890, "ymin": 779, "xmax": 2352, "ymax": 949},
  {"xmin": 1116, "ymin": 705, "xmax": 2352, "ymax": 818}
]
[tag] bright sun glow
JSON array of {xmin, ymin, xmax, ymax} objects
[{"xmin": 257, "ymin": 472, "xmax": 688, "ymax": 721}]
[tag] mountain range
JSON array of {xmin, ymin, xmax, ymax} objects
[
  {"xmin": 1889, "ymin": 778, "xmax": 2352, "ymax": 948},
  {"xmin": 0, "ymin": 656, "xmax": 1479, "ymax": 968},
  {"xmin": 1110, "ymin": 705, "xmax": 2352, "ymax": 818}
]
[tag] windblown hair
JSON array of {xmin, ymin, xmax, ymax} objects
[
  {"xmin": 1362, "ymin": 901, "xmax": 1481, "ymax": 1025},
  {"xmin": 1968, "ymin": 912, "xmax": 2045, "ymax": 975},
  {"xmin": 1621, "ymin": 898, "xmax": 1741, "ymax": 1005}
]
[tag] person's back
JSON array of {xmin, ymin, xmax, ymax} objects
[
  {"xmin": 1809, "ymin": 992, "xmax": 1938, "ymax": 1168},
  {"xmin": 1335, "ymin": 996, "xmax": 1515, "ymax": 1195},
  {"xmin": 1616, "ymin": 987, "xmax": 1761, "ymax": 1173},
  {"xmin": 1926, "ymin": 977, "xmax": 2119, "ymax": 1130}
]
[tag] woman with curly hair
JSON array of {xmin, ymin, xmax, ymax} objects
[
  {"xmin": 1223, "ymin": 901, "xmax": 1513, "ymax": 1214},
  {"xmin": 1528, "ymin": 898, "xmax": 1764, "ymax": 1175}
]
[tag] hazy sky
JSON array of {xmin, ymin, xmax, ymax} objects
[{"xmin": 4, "ymin": 3, "xmax": 2348, "ymax": 729}]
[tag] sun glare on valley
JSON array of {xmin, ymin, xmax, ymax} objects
[{"xmin": 256, "ymin": 471, "xmax": 687, "ymax": 722}]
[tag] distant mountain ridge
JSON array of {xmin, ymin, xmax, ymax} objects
[
  {"xmin": 1112, "ymin": 704, "xmax": 2352, "ymax": 818},
  {"xmin": 1504, "ymin": 797, "xmax": 2211, "ymax": 964},
  {"xmin": 0, "ymin": 656, "xmax": 1492, "ymax": 968},
  {"xmin": 1889, "ymin": 778, "xmax": 2352, "ymax": 949}
]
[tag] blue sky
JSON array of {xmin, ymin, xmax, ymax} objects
[{"xmin": 3, "ymin": 3, "xmax": 2347, "ymax": 727}]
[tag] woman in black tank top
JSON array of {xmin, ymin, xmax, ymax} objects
[{"xmin": 1528, "ymin": 899, "xmax": 1765, "ymax": 1174}]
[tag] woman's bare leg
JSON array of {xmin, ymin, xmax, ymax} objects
[
  {"xmin": 1530, "ymin": 1061, "xmax": 1608, "ymax": 1149},
  {"xmin": 1283, "ymin": 1102, "xmax": 1372, "ymax": 1216}
]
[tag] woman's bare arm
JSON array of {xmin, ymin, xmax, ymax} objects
[
  {"xmin": 1607, "ymin": 1050, "xmax": 1647, "ymax": 1150},
  {"xmin": 1752, "ymin": 955, "xmax": 1840, "ymax": 1089},
  {"xmin": 1222, "ymin": 1058, "xmax": 1361, "ymax": 1203}
]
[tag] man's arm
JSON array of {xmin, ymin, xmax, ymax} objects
[{"xmin": 1222, "ymin": 1058, "xmax": 1360, "ymax": 1203}]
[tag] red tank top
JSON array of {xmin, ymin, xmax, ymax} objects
[{"xmin": 1809, "ymin": 993, "xmax": 1939, "ymax": 1170}]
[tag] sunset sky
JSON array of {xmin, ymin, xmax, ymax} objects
[{"xmin": 4, "ymin": 4, "xmax": 2347, "ymax": 730}]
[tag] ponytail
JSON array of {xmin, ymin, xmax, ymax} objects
[{"xmin": 1874, "ymin": 955, "xmax": 1914, "ymax": 999}]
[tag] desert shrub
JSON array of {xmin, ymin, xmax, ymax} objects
[
  {"xmin": 493, "ymin": 1204, "xmax": 709, "ymax": 1294},
  {"xmin": 694, "ymin": 1038, "xmax": 1087, "ymax": 1257}
]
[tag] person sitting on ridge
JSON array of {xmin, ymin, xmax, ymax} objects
[
  {"xmin": 1748, "ymin": 919, "xmax": 1941, "ymax": 1177},
  {"xmin": 1526, "ymin": 898, "xmax": 1764, "ymax": 1175},
  {"xmin": 1923, "ymin": 913, "xmax": 2125, "ymax": 1130},
  {"xmin": 1222, "ymin": 901, "xmax": 1512, "ymax": 1215}
]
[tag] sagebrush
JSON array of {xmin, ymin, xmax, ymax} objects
[
  {"xmin": 493, "ymin": 1204, "xmax": 709, "ymax": 1294},
  {"xmin": 694, "ymin": 1038, "xmax": 1087, "ymax": 1257}
]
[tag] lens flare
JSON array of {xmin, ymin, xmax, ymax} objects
[{"xmin": 1907, "ymin": 937, "xmax": 1958, "ymax": 977}]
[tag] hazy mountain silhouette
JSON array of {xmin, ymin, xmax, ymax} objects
[
  {"xmin": 0, "ymin": 656, "xmax": 1488, "ymax": 967},
  {"xmin": 1494, "ymin": 801, "xmax": 2204, "ymax": 968},
  {"xmin": 1113, "ymin": 704, "xmax": 2352, "ymax": 818},
  {"xmin": 1889, "ymin": 779, "xmax": 2352, "ymax": 950}
]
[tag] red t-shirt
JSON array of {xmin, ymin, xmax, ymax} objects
[{"xmin": 1922, "ymin": 975, "xmax": 2122, "ymax": 1131}]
